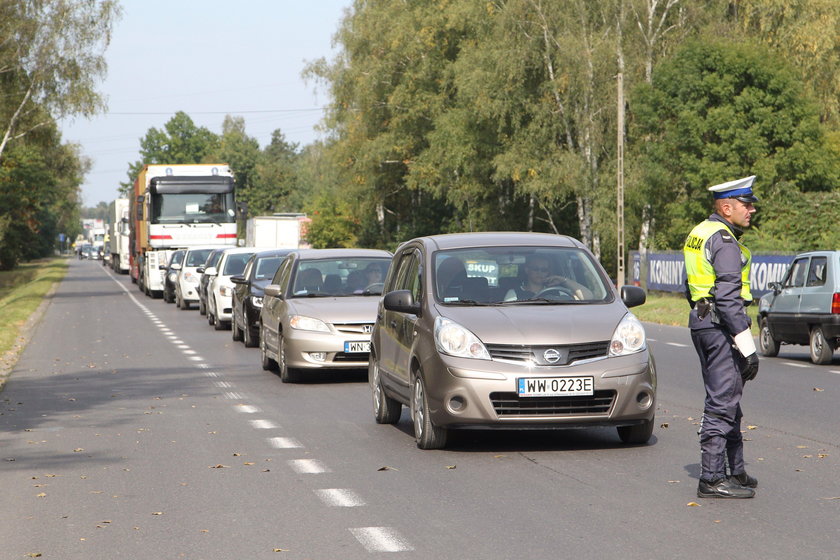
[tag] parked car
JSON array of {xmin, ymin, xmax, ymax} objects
[
  {"xmin": 161, "ymin": 249, "xmax": 186, "ymax": 304},
  {"xmin": 206, "ymin": 247, "xmax": 257, "ymax": 330},
  {"xmin": 259, "ymin": 248, "xmax": 393, "ymax": 383},
  {"xmin": 231, "ymin": 249, "xmax": 292, "ymax": 347},
  {"xmin": 197, "ymin": 248, "xmax": 228, "ymax": 316},
  {"xmin": 368, "ymin": 232, "xmax": 655, "ymax": 449},
  {"xmin": 174, "ymin": 246, "xmax": 223, "ymax": 310},
  {"xmin": 758, "ymin": 250, "xmax": 840, "ymax": 364}
]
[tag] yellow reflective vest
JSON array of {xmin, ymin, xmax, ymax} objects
[{"xmin": 683, "ymin": 220, "xmax": 752, "ymax": 303}]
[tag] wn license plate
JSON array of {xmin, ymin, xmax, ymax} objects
[
  {"xmin": 517, "ymin": 376, "xmax": 594, "ymax": 397},
  {"xmin": 344, "ymin": 341, "xmax": 371, "ymax": 353}
]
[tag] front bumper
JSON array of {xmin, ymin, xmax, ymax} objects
[{"xmin": 285, "ymin": 329, "xmax": 372, "ymax": 370}]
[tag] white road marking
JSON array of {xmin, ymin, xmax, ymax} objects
[
  {"xmin": 204, "ymin": 371, "xmax": 218, "ymax": 378},
  {"xmin": 349, "ymin": 527, "xmax": 414, "ymax": 552},
  {"xmin": 270, "ymin": 437, "xmax": 303, "ymax": 449},
  {"xmin": 782, "ymin": 362, "xmax": 810, "ymax": 369},
  {"xmin": 315, "ymin": 488, "xmax": 365, "ymax": 507},
  {"xmin": 647, "ymin": 338, "xmax": 656, "ymax": 342},
  {"xmin": 236, "ymin": 405, "xmax": 260, "ymax": 414},
  {"xmin": 666, "ymin": 342, "xmax": 688, "ymax": 348},
  {"xmin": 830, "ymin": 370, "xmax": 840, "ymax": 374},
  {"xmin": 214, "ymin": 381, "xmax": 232, "ymax": 389},
  {"xmin": 249, "ymin": 419, "xmax": 277, "ymax": 430},
  {"xmin": 224, "ymin": 392, "xmax": 244, "ymax": 400},
  {"xmin": 177, "ymin": 344, "xmax": 190, "ymax": 349},
  {"xmin": 188, "ymin": 356, "xmax": 203, "ymax": 361},
  {"xmin": 287, "ymin": 459, "xmax": 329, "ymax": 474},
  {"xmin": 182, "ymin": 349, "xmax": 197, "ymax": 355}
]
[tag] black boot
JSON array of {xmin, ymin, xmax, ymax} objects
[
  {"xmin": 729, "ymin": 472, "xmax": 758, "ymax": 488},
  {"xmin": 697, "ymin": 478, "xmax": 755, "ymax": 499}
]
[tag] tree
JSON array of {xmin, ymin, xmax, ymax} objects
[
  {"xmin": 631, "ymin": 39, "xmax": 840, "ymax": 249},
  {"xmin": 0, "ymin": 0, "xmax": 121, "ymax": 160},
  {"xmin": 120, "ymin": 112, "xmax": 220, "ymax": 195}
]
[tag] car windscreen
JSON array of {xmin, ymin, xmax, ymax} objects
[
  {"xmin": 291, "ymin": 257, "xmax": 391, "ymax": 297},
  {"xmin": 222, "ymin": 252, "xmax": 255, "ymax": 275},
  {"xmin": 186, "ymin": 249, "xmax": 214, "ymax": 267},
  {"xmin": 255, "ymin": 256, "xmax": 285, "ymax": 280},
  {"xmin": 433, "ymin": 246, "xmax": 612, "ymax": 304}
]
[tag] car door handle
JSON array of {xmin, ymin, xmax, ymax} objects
[{"xmin": 390, "ymin": 320, "xmax": 397, "ymax": 329}]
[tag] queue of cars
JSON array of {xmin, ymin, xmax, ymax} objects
[{"xmin": 154, "ymin": 232, "xmax": 657, "ymax": 450}]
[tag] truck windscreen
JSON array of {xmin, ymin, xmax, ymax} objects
[{"xmin": 151, "ymin": 192, "xmax": 235, "ymax": 224}]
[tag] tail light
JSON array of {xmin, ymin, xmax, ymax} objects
[{"xmin": 832, "ymin": 293, "xmax": 840, "ymax": 314}]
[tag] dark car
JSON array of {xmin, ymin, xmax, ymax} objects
[
  {"xmin": 758, "ymin": 250, "xmax": 840, "ymax": 364},
  {"xmin": 197, "ymin": 248, "xmax": 228, "ymax": 316},
  {"xmin": 161, "ymin": 249, "xmax": 186, "ymax": 304},
  {"xmin": 231, "ymin": 249, "xmax": 292, "ymax": 347},
  {"xmin": 369, "ymin": 232, "xmax": 654, "ymax": 449}
]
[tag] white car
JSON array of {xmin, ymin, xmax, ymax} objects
[
  {"xmin": 174, "ymin": 246, "xmax": 226, "ymax": 310},
  {"xmin": 206, "ymin": 247, "xmax": 257, "ymax": 330}
]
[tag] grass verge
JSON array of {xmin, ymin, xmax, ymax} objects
[
  {"xmin": 0, "ymin": 257, "xmax": 68, "ymax": 389},
  {"xmin": 634, "ymin": 290, "xmax": 760, "ymax": 335}
]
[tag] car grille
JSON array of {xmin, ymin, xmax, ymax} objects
[
  {"xmin": 489, "ymin": 390, "xmax": 615, "ymax": 417},
  {"xmin": 333, "ymin": 352, "xmax": 369, "ymax": 363},
  {"xmin": 334, "ymin": 323, "xmax": 374, "ymax": 335},
  {"xmin": 485, "ymin": 341, "xmax": 610, "ymax": 366}
]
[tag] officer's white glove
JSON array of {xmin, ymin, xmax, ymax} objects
[{"xmin": 733, "ymin": 328, "xmax": 756, "ymax": 357}]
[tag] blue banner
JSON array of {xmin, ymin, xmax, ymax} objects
[{"xmin": 638, "ymin": 251, "xmax": 794, "ymax": 298}]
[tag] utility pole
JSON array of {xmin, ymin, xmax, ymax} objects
[{"xmin": 616, "ymin": 71, "xmax": 625, "ymax": 287}]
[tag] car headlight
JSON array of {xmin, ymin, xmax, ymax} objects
[
  {"xmin": 289, "ymin": 315, "xmax": 331, "ymax": 333},
  {"xmin": 434, "ymin": 316, "xmax": 490, "ymax": 360},
  {"xmin": 609, "ymin": 313, "xmax": 646, "ymax": 356},
  {"xmin": 220, "ymin": 285, "xmax": 232, "ymax": 297},
  {"xmin": 250, "ymin": 295, "xmax": 263, "ymax": 308},
  {"xmin": 184, "ymin": 272, "xmax": 199, "ymax": 283}
]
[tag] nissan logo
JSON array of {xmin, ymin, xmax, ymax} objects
[
  {"xmin": 362, "ymin": 324, "xmax": 373, "ymax": 334},
  {"xmin": 543, "ymin": 348, "xmax": 562, "ymax": 364}
]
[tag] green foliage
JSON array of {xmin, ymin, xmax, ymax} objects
[
  {"xmin": 631, "ymin": 39, "xmax": 840, "ymax": 249},
  {"xmin": 304, "ymin": 192, "xmax": 359, "ymax": 249}
]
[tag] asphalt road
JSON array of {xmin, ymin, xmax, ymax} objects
[{"xmin": 1, "ymin": 259, "xmax": 839, "ymax": 559}]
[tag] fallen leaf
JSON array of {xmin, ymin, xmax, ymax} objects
[
  {"xmin": 446, "ymin": 465, "xmax": 456, "ymax": 469},
  {"xmin": 660, "ymin": 423, "xmax": 669, "ymax": 428},
  {"xmin": 377, "ymin": 466, "xmax": 397, "ymax": 471},
  {"xmin": 819, "ymin": 454, "xmax": 829, "ymax": 459},
  {"xmin": 819, "ymin": 496, "xmax": 840, "ymax": 500},
  {"xmin": 687, "ymin": 502, "xmax": 701, "ymax": 507},
  {"xmin": 73, "ymin": 448, "xmax": 84, "ymax": 453},
  {"xmin": 273, "ymin": 548, "xmax": 289, "ymax": 552},
  {"xmin": 151, "ymin": 512, "xmax": 164, "ymax": 516},
  {"xmin": 747, "ymin": 426, "xmax": 757, "ymax": 430},
  {"xmin": 813, "ymin": 387, "xmax": 824, "ymax": 392},
  {"xmin": 233, "ymin": 453, "xmax": 242, "ymax": 457},
  {"xmin": 802, "ymin": 455, "xmax": 813, "ymax": 458},
  {"xmin": 210, "ymin": 464, "xmax": 229, "ymax": 469},
  {"xmin": 36, "ymin": 493, "xmax": 46, "ymax": 498},
  {"xmin": 667, "ymin": 480, "xmax": 680, "ymax": 484},
  {"xmin": 26, "ymin": 553, "xmax": 42, "ymax": 558},
  {"xmin": 244, "ymin": 462, "xmax": 255, "ymax": 466}
]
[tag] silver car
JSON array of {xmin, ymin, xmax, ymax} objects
[
  {"xmin": 259, "ymin": 248, "xmax": 393, "ymax": 383},
  {"xmin": 369, "ymin": 232, "xmax": 656, "ymax": 449}
]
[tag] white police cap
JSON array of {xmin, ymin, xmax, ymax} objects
[{"xmin": 708, "ymin": 175, "xmax": 758, "ymax": 203}]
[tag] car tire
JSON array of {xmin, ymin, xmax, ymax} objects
[
  {"xmin": 758, "ymin": 317, "xmax": 779, "ymax": 357},
  {"xmin": 260, "ymin": 324, "xmax": 278, "ymax": 372},
  {"xmin": 244, "ymin": 316, "xmax": 258, "ymax": 348},
  {"xmin": 214, "ymin": 313, "xmax": 226, "ymax": 331},
  {"xmin": 199, "ymin": 297, "xmax": 206, "ymax": 316},
  {"xmin": 208, "ymin": 310, "xmax": 215, "ymax": 326},
  {"xmin": 371, "ymin": 360, "xmax": 401, "ymax": 424},
  {"xmin": 179, "ymin": 292, "xmax": 190, "ymax": 310},
  {"xmin": 232, "ymin": 314, "xmax": 243, "ymax": 342},
  {"xmin": 279, "ymin": 335, "xmax": 299, "ymax": 383},
  {"xmin": 809, "ymin": 326, "xmax": 833, "ymax": 365},
  {"xmin": 411, "ymin": 372, "xmax": 447, "ymax": 450},
  {"xmin": 617, "ymin": 418, "xmax": 654, "ymax": 444}
]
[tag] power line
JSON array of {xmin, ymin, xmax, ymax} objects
[{"xmin": 107, "ymin": 108, "xmax": 326, "ymax": 115}]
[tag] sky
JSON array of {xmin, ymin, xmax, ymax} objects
[{"xmin": 60, "ymin": 0, "xmax": 352, "ymax": 207}]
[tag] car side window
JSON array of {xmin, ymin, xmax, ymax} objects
[
  {"xmin": 272, "ymin": 257, "xmax": 292, "ymax": 288},
  {"xmin": 784, "ymin": 258, "xmax": 808, "ymax": 288},
  {"xmin": 242, "ymin": 257, "xmax": 255, "ymax": 280},
  {"xmin": 806, "ymin": 256, "xmax": 827, "ymax": 287},
  {"xmin": 388, "ymin": 251, "xmax": 415, "ymax": 292},
  {"xmin": 402, "ymin": 251, "xmax": 422, "ymax": 302}
]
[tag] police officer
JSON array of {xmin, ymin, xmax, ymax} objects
[{"xmin": 683, "ymin": 176, "xmax": 760, "ymax": 499}]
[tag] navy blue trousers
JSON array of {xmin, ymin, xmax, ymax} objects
[{"xmin": 690, "ymin": 326, "xmax": 746, "ymax": 481}]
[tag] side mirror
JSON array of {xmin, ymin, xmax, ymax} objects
[
  {"xmin": 768, "ymin": 281, "xmax": 782, "ymax": 294},
  {"xmin": 620, "ymin": 285, "xmax": 646, "ymax": 308},
  {"xmin": 203, "ymin": 266, "xmax": 217, "ymax": 276},
  {"xmin": 170, "ymin": 263, "xmax": 182, "ymax": 271},
  {"xmin": 264, "ymin": 284, "xmax": 282, "ymax": 298},
  {"xmin": 383, "ymin": 290, "xmax": 421, "ymax": 315},
  {"xmin": 230, "ymin": 275, "xmax": 246, "ymax": 284}
]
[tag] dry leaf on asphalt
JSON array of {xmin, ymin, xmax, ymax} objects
[
  {"xmin": 687, "ymin": 502, "xmax": 701, "ymax": 507},
  {"xmin": 377, "ymin": 466, "xmax": 397, "ymax": 471}
]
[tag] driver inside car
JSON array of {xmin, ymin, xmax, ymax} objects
[{"xmin": 504, "ymin": 255, "xmax": 593, "ymax": 301}]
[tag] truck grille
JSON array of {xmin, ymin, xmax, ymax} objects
[
  {"xmin": 489, "ymin": 390, "xmax": 615, "ymax": 417},
  {"xmin": 485, "ymin": 341, "xmax": 609, "ymax": 366}
]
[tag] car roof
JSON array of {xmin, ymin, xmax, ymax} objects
[
  {"xmin": 292, "ymin": 248, "xmax": 393, "ymax": 259},
  {"xmin": 404, "ymin": 232, "xmax": 583, "ymax": 251},
  {"xmin": 253, "ymin": 248, "xmax": 293, "ymax": 258}
]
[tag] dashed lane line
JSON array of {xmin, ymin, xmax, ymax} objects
[
  {"xmin": 315, "ymin": 488, "xmax": 365, "ymax": 507},
  {"xmin": 288, "ymin": 459, "xmax": 331, "ymax": 474},
  {"xmin": 349, "ymin": 527, "xmax": 414, "ymax": 552}
]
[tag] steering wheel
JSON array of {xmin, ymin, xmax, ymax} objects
[
  {"xmin": 535, "ymin": 286, "xmax": 576, "ymax": 300},
  {"xmin": 363, "ymin": 282, "xmax": 385, "ymax": 294}
]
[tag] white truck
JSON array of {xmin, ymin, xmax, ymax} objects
[
  {"xmin": 245, "ymin": 214, "xmax": 309, "ymax": 249},
  {"xmin": 108, "ymin": 198, "xmax": 131, "ymax": 273},
  {"xmin": 131, "ymin": 164, "xmax": 238, "ymax": 297}
]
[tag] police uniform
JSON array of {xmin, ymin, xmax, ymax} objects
[{"xmin": 684, "ymin": 176, "xmax": 759, "ymax": 499}]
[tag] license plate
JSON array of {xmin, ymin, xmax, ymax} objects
[
  {"xmin": 344, "ymin": 341, "xmax": 370, "ymax": 353},
  {"xmin": 517, "ymin": 376, "xmax": 594, "ymax": 397}
]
